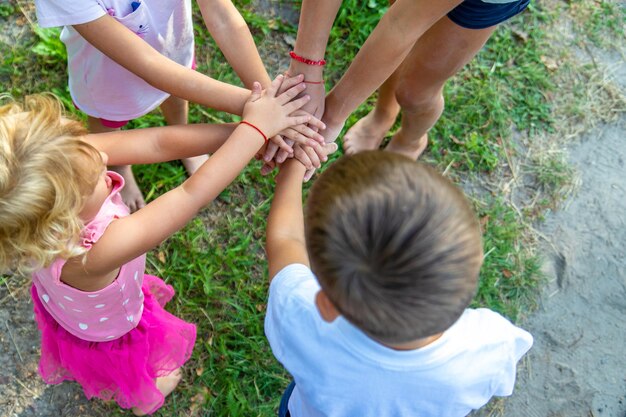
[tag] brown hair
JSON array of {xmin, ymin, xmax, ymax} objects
[
  {"xmin": 0, "ymin": 94, "xmax": 101, "ymax": 275},
  {"xmin": 305, "ymin": 151, "xmax": 483, "ymax": 344}
]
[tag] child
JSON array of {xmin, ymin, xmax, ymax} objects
[
  {"xmin": 0, "ymin": 75, "xmax": 317, "ymax": 415},
  {"xmin": 265, "ymin": 151, "xmax": 533, "ymax": 417},
  {"xmin": 33, "ymin": 0, "xmax": 326, "ymax": 210}
]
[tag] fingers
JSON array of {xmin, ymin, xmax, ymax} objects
[
  {"xmin": 288, "ymin": 118, "xmax": 325, "ymax": 143},
  {"xmin": 269, "ymin": 135, "xmax": 294, "ymax": 155},
  {"xmin": 305, "ymin": 115, "xmax": 326, "ymax": 132},
  {"xmin": 281, "ymin": 126, "xmax": 324, "ymax": 147},
  {"xmin": 266, "ymin": 74, "xmax": 285, "ymax": 98},
  {"xmin": 275, "ymin": 148, "xmax": 291, "ymax": 165},
  {"xmin": 303, "ymin": 168, "xmax": 316, "ymax": 182},
  {"xmin": 303, "ymin": 143, "xmax": 322, "ymax": 168},
  {"xmin": 293, "ymin": 145, "xmax": 315, "ymax": 170},
  {"xmin": 279, "ymin": 73, "xmax": 305, "ymax": 92},
  {"xmin": 260, "ymin": 160, "xmax": 276, "ymax": 176},
  {"xmin": 324, "ymin": 142, "xmax": 339, "ymax": 155},
  {"xmin": 283, "ymin": 95, "xmax": 312, "ymax": 114},
  {"xmin": 249, "ymin": 81, "xmax": 263, "ymax": 102},
  {"xmin": 292, "ymin": 146, "xmax": 313, "ymax": 170},
  {"xmin": 277, "ymin": 82, "xmax": 308, "ymax": 105},
  {"xmin": 263, "ymin": 141, "xmax": 280, "ymax": 163}
]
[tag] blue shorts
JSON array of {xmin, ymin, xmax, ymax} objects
[
  {"xmin": 447, "ymin": 0, "xmax": 531, "ymax": 30},
  {"xmin": 278, "ymin": 381, "xmax": 296, "ymax": 417}
]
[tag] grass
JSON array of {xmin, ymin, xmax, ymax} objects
[{"xmin": 1, "ymin": 0, "xmax": 624, "ymax": 415}]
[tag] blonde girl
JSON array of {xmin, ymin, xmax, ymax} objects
[{"xmin": 0, "ymin": 75, "xmax": 324, "ymax": 415}]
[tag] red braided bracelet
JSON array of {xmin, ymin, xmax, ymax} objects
[
  {"xmin": 240, "ymin": 121, "xmax": 268, "ymax": 143},
  {"xmin": 289, "ymin": 51, "xmax": 326, "ymax": 66}
]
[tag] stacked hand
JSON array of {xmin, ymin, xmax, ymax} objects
[
  {"xmin": 243, "ymin": 74, "xmax": 322, "ymax": 140},
  {"xmin": 259, "ymin": 74, "xmax": 339, "ymax": 181}
]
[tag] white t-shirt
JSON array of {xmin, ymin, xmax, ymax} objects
[
  {"xmin": 34, "ymin": 0, "xmax": 194, "ymax": 121},
  {"xmin": 265, "ymin": 264, "xmax": 533, "ymax": 417}
]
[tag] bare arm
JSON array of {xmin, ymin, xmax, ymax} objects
[
  {"xmin": 266, "ymin": 159, "xmax": 310, "ymax": 280},
  {"xmin": 73, "ymin": 15, "xmax": 250, "ymax": 115},
  {"xmin": 323, "ymin": 0, "xmax": 462, "ymax": 134},
  {"xmin": 288, "ymin": 0, "xmax": 342, "ymax": 84},
  {"xmin": 198, "ymin": 0, "xmax": 271, "ymax": 88},
  {"xmin": 86, "ymin": 123, "xmax": 237, "ymax": 165},
  {"xmin": 80, "ymin": 77, "xmax": 313, "ymax": 275}
]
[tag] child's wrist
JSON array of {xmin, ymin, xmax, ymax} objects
[
  {"xmin": 278, "ymin": 158, "xmax": 307, "ymax": 180},
  {"xmin": 289, "ymin": 51, "xmax": 326, "ymax": 66},
  {"xmin": 323, "ymin": 92, "xmax": 349, "ymax": 126},
  {"xmin": 239, "ymin": 120, "xmax": 268, "ymax": 144},
  {"xmin": 288, "ymin": 61, "xmax": 324, "ymax": 80}
]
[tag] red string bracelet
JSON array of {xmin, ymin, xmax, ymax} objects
[
  {"xmin": 289, "ymin": 51, "xmax": 326, "ymax": 66},
  {"xmin": 240, "ymin": 121, "xmax": 268, "ymax": 143},
  {"xmin": 283, "ymin": 72, "xmax": 324, "ymax": 84}
]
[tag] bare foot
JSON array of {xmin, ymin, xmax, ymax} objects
[
  {"xmin": 132, "ymin": 369, "xmax": 182, "ymax": 416},
  {"xmin": 111, "ymin": 165, "xmax": 145, "ymax": 213},
  {"xmin": 182, "ymin": 155, "xmax": 208, "ymax": 175},
  {"xmin": 385, "ymin": 132, "xmax": 428, "ymax": 160},
  {"xmin": 342, "ymin": 110, "xmax": 397, "ymax": 155},
  {"xmin": 155, "ymin": 368, "xmax": 183, "ymax": 397}
]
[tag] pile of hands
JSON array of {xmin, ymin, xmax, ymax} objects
[{"xmin": 251, "ymin": 73, "xmax": 343, "ymax": 182}]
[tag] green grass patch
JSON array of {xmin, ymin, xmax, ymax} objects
[{"xmin": 2, "ymin": 0, "xmax": 607, "ymax": 415}]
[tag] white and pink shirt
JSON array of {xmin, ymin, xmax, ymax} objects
[
  {"xmin": 33, "ymin": 0, "xmax": 195, "ymax": 121},
  {"xmin": 32, "ymin": 172, "xmax": 146, "ymax": 342}
]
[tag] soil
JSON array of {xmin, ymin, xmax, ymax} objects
[
  {"xmin": 1, "ymin": 3, "xmax": 625, "ymax": 417},
  {"xmin": 500, "ymin": 116, "xmax": 626, "ymax": 417}
]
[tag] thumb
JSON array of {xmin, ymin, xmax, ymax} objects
[
  {"xmin": 324, "ymin": 142, "xmax": 339, "ymax": 155},
  {"xmin": 249, "ymin": 81, "xmax": 263, "ymax": 102}
]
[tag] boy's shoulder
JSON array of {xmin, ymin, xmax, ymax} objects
[
  {"xmin": 269, "ymin": 263, "xmax": 319, "ymax": 304},
  {"xmin": 451, "ymin": 308, "xmax": 532, "ymax": 346}
]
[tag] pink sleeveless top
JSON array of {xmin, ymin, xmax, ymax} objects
[{"xmin": 32, "ymin": 172, "xmax": 146, "ymax": 342}]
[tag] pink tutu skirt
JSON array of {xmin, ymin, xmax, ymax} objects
[{"xmin": 31, "ymin": 275, "xmax": 197, "ymax": 414}]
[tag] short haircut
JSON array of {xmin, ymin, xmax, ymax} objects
[
  {"xmin": 305, "ymin": 151, "xmax": 483, "ymax": 344},
  {"xmin": 0, "ymin": 94, "xmax": 101, "ymax": 275}
]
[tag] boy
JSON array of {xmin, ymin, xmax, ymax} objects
[{"xmin": 265, "ymin": 151, "xmax": 532, "ymax": 417}]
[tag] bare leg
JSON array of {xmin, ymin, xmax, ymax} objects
[
  {"xmin": 132, "ymin": 368, "xmax": 182, "ymax": 416},
  {"xmin": 87, "ymin": 117, "xmax": 145, "ymax": 212},
  {"xmin": 342, "ymin": 70, "xmax": 402, "ymax": 155},
  {"xmin": 386, "ymin": 17, "xmax": 496, "ymax": 159},
  {"xmin": 160, "ymin": 95, "xmax": 208, "ymax": 174},
  {"xmin": 342, "ymin": 0, "xmax": 402, "ymax": 155}
]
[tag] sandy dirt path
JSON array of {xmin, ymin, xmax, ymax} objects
[{"xmin": 503, "ymin": 116, "xmax": 626, "ymax": 417}]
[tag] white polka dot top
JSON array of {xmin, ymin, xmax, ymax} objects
[{"xmin": 32, "ymin": 172, "xmax": 146, "ymax": 342}]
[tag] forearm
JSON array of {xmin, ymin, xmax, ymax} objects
[
  {"xmin": 268, "ymin": 160, "xmax": 307, "ymax": 240},
  {"xmin": 88, "ymin": 124, "xmax": 237, "ymax": 165},
  {"xmin": 324, "ymin": 0, "xmax": 461, "ymax": 124},
  {"xmin": 88, "ymin": 124, "xmax": 264, "ymax": 273},
  {"xmin": 287, "ymin": 0, "xmax": 342, "ymax": 80},
  {"xmin": 181, "ymin": 124, "xmax": 265, "ymax": 208},
  {"xmin": 199, "ymin": 0, "xmax": 271, "ymax": 88},
  {"xmin": 267, "ymin": 160, "xmax": 309, "ymax": 277},
  {"xmin": 74, "ymin": 15, "xmax": 250, "ymax": 115}
]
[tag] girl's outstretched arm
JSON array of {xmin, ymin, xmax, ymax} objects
[
  {"xmin": 73, "ymin": 15, "xmax": 250, "ymax": 116},
  {"xmin": 86, "ymin": 123, "xmax": 237, "ymax": 165},
  {"xmin": 80, "ymin": 76, "xmax": 313, "ymax": 276},
  {"xmin": 198, "ymin": 0, "xmax": 271, "ymax": 88}
]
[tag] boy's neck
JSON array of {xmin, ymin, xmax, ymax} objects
[{"xmin": 382, "ymin": 333, "xmax": 443, "ymax": 351}]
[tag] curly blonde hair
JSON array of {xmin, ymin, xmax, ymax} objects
[{"xmin": 0, "ymin": 94, "xmax": 102, "ymax": 275}]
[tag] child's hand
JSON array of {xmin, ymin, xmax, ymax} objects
[
  {"xmin": 268, "ymin": 110, "xmax": 326, "ymax": 155},
  {"xmin": 242, "ymin": 75, "xmax": 313, "ymax": 140}
]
